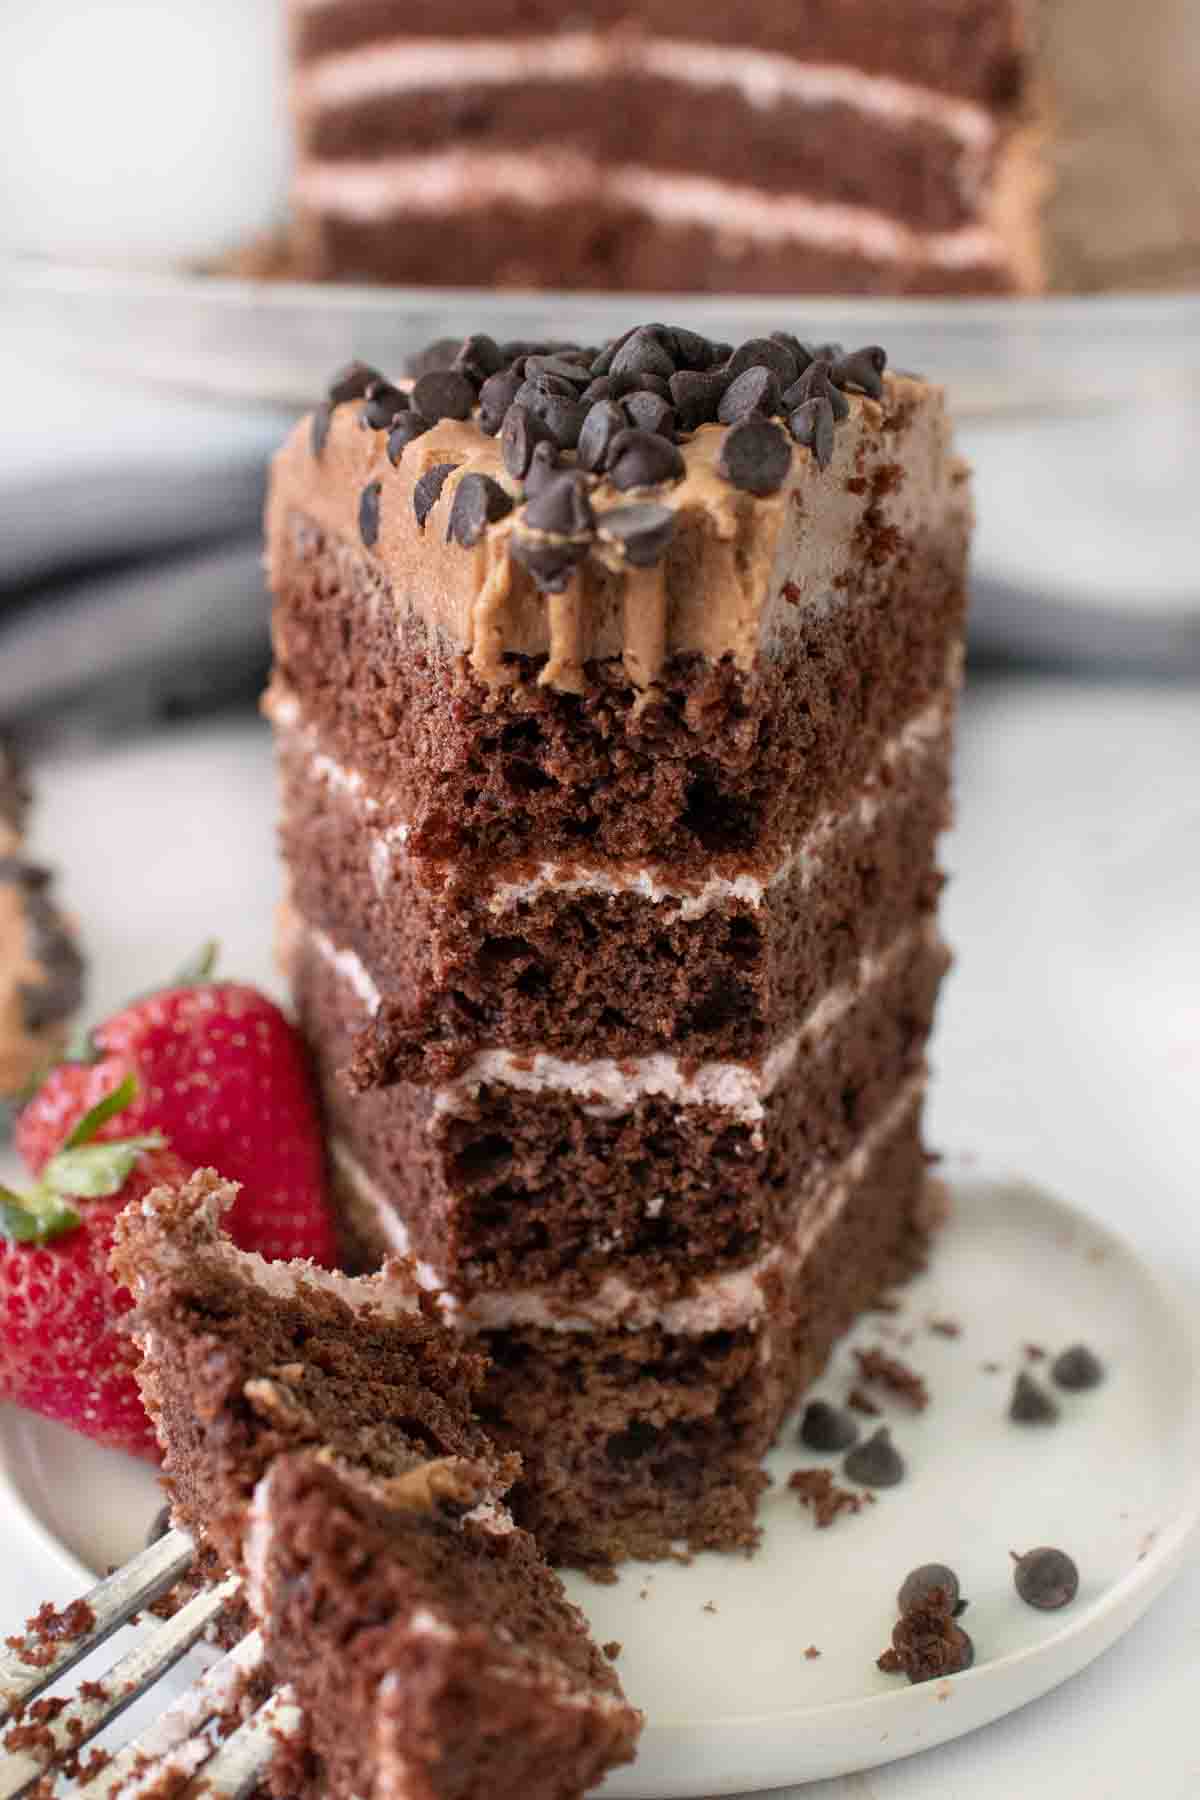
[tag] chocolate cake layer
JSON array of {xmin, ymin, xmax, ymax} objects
[
  {"xmin": 290, "ymin": 5, "xmax": 1027, "ymax": 109},
  {"xmin": 278, "ymin": 709, "xmax": 951, "ymax": 1068},
  {"xmin": 300, "ymin": 79, "xmax": 986, "ymax": 234},
  {"xmin": 478, "ymin": 1090, "xmax": 932, "ymax": 1568},
  {"xmin": 111, "ymin": 1171, "xmax": 502, "ymax": 1574},
  {"xmin": 290, "ymin": 914, "xmax": 946, "ymax": 1306},
  {"xmin": 252, "ymin": 1453, "xmax": 641, "ymax": 1800}
]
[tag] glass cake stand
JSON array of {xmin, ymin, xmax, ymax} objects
[{"xmin": 4, "ymin": 256, "xmax": 1198, "ymax": 669}]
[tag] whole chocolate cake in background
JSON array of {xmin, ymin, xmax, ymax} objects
[
  {"xmin": 266, "ymin": 323, "xmax": 969, "ymax": 1570},
  {"xmin": 285, "ymin": 0, "xmax": 1200, "ymax": 294}
]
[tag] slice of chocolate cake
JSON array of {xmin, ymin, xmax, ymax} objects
[
  {"xmin": 284, "ymin": 0, "xmax": 1200, "ymax": 293},
  {"xmin": 267, "ymin": 324, "xmax": 969, "ymax": 1569},
  {"xmin": 250, "ymin": 1453, "xmax": 641, "ymax": 1800}
]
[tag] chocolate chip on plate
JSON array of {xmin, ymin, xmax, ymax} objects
[
  {"xmin": 411, "ymin": 368, "xmax": 477, "ymax": 423},
  {"xmin": 358, "ymin": 480, "xmax": 382, "ymax": 548},
  {"xmin": 1011, "ymin": 1546, "xmax": 1079, "ymax": 1610},
  {"xmin": 577, "ymin": 401, "xmax": 627, "ymax": 474},
  {"xmin": 524, "ymin": 469, "xmax": 595, "ymax": 537},
  {"xmin": 843, "ymin": 1426, "xmax": 905, "ymax": 1488},
  {"xmin": 387, "ymin": 413, "xmax": 431, "ymax": 465},
  {"xmin": 788, "ymin": 397, "xmax": 836, "ymax": 469},
  {"xmin": 717, "ymin": 365, "xmax": 781, "ymax": 425},
  {"xmin": 1009, "ymin": 1370, "xmax": 1060, "ymax": 1424},
  {"xmin": 607, "ymin": 429, "xmax": 685, "ymax": 492},
  {"xmin": 326, "ymin": 360, "xmax": 381, "ymax": 407},
  {"xmin": 448, "ymin": 472, "xmax": 514, "ymax": 547},
  {"xmin": 798, "ymin": 1399, "xmax": 859, "ymax": 1453},
  {"xmin": 898, "ymin": 1563, "xmax": 964, "ymax": 1618},
  {"xmin": 477, "ymin": 367, "xmax": 525, "ymax": 436},
  {"xmin": 595, "ymin": 502, "xmax": 676, "ymax": 568},
  {"xmin": 718, "ymin": 417, "xmax": 792, "ymax": 496},
  {"xmin": 1051, "ymin": 1344, "xmax": 1105, "ymax": 1391},
  {"xmin": 412, "ymin": 462, "xmax": 457, "ymax": 531}
]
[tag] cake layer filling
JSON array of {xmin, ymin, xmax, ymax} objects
[
  {"xmin": 295, "ymin": 153, "xmax": 1005, "ymax": 271},
  {"xmin": 289, "ymin": 1, "xmax": 1028, "ymax": 112},
  {"xmin": 297, "ymin": 916, "xmax": 947, "ymax": 1300}
]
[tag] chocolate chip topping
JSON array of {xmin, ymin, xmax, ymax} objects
[
  {"xmin": 478, "ymin": 367, "xmax": 525, "ymax": 436},
  {"xmin": 788, "ymin": 398, "xmax": 836, "ymax": 469},
  {"xmin": 405, "ymin": 337, "xmax": 462, "ymax": 378},
  {"xmin": 833, "ymin": 345, "xmax": 888, "ymax": 401},
  {"xmin": 510, "ymin": 537, "xmax": 588, "ymax": 594},
  {"xmin": 607, "ymin": 429, "xmax": 685, "ymax": 492},
  {"xmin": 717, "ymin": 365, "xmax": 781, "ymax": 425},
  {"xmin": 412, "ymin": 462, "xmax": 457, "ymax": 532},
  {"xmin": 358, "ymin": 480, "xmax": 382, "ymax": 548},
  {"xmin": 1051, "ymin": 1344, "xmax": 1105, "ymax": 1391},
  {"xmin": 1012, "ymin": 1547, "xmax": 1079, "ymax": 1611},
  {"xmin": 501, "ymin": 404, "xmax": 554, "ymax": 480},
  {"xmin": 524, "ymin": 354, "xmax": 591, "ymax": 388},
  {"xmin": 577, "ymin": 401, "xmax": 627, "ymax": 474},
  {"xmin": 785, "ymin": 360, "xmax": 850, "ymax": 422},
  {"xmin": 717, "ymin": 418, "xmax": 791, "ymax": 496},
  {"xmin": 669, "ymin": 368, "xmax": 730, "ymax": 430},
  {"xmin": 326, "ymin": 361, "xmax": 381, "ymax": 407},
  {"xmin": 448, "ymin": 473, "xmax": 514, "ymax": 547},
  {"xmin": 608, "ymin": 327, "xmax": 675, "ymax": 382},
  {"xmin": 454, "ymin": 333, "xmax": 506, "ymax": 385},
  {"xmin": 525, "ymin": 389, "xmax": 591, "ymax": 451},
  {"xmin": 386, "ymin": 413, "xmax": 431, "ymax": 465},
  {"xmin": 622, "ymin": 391, "xmax": 676, "ymax": 438},
  {"xmin": 524, "ymin": 439, "xmax": 562, "ymax": 498},
  {"xmin": 360, "ymin": 380, "xmax": 409, "ymax": 431},
  {"xmin": 843, "ymin": 1427, "xmax": 905, "ymax": 1488},
  {"xmin": 523, "ymin": 470, "xmax": 595, "ymax": 538},
  {"xmin": 798, "ymin": 1400, "xmax": 860, "ymax": 1453},
  {"xmin": 595, "ymin": 503, "xmax": 676, "ymax": 568},
  {"xmin": 411, "ymin": 368, "xmax": 477, "ymax": 424},
  {"xmin": 726, "ymin": 336, "xmax": 800, "ymax": 388},
  {"xmin": 1009, "ymin": 1370, "xmax": 1059, "ymax": 1424}
]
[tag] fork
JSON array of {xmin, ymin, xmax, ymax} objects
[{"xmin": 0, "ymin": 1529, "xmax": 300, "ymax": 1798}]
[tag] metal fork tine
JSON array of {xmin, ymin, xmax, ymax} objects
[
  {"xmin": 180, "ymin": 1687, "xmax": 302, "ymax": 1800},
  {"xmin": 0, "ymin": 1530, "xmax": 195, "ymax": 1724},
  {"xmin": 77, "ymin": 1630, "xmax": 268, "ymax": 1800},
  {"xmin": 0, "ymin": 1574, "xmax": 241, "ymax": 1800}
]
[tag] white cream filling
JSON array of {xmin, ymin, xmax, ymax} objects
[
  {"xmin": 295, "ymin": 33, "xmax": 994, "ymax": 154},
  {"xmin": 306, "ymin": 923, "xmax": 382, "ymax": 1014},
  {"xmin": 294, "ymin": 151, "xmax": 1004, "ymax": 266}
]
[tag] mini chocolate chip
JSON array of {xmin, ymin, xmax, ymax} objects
[
  {"xmin": 524, "ymin": 469, "xmax": 595, "ymax": 537},
  {"xmin": 510, "ymin": 535, "xmax": 587, "ymax": 593},
  {"xmin": 788, "ymin": 397, "xmax": 836, "ymax": 469},
  {"xmin": 581, "ymin": 376, "xmax": 615, "ymax": 403},
  {"xmin": 477, "ymin": 367, "xmax": 525, "ymax": 435},
  {"xmin": 448, "ymin": 472, "xmax": 514, "ymax": 546},
  {"xmin": 406, "ymin": 337, "xmax": 462, "ymax": 377},
  {"xmin": 832, "ymin": 345, "xmax": 888, "ymax": 401},
  {"xmin": 622, "ymin": 391, "xmax": 676, "ymax": 437},
  {"xmin": 310, "ymin": 401, "xmax": 332, "ymax": 457},
  {"xmin": 412, "ymin": 462, "xmax": 457, "ymax": 531},
  {"xmin": 358, "ymin": 480, "xmax": 382, "ymax": 548},
  {"xmin": 502, "ymin": 403, "xmax": 554, "ymax": 480},
  {"xmin": 667, "ymin": 326, "xmax": 719, "ymax": 370},
  {"xmin": 717, "ymin": 365, "xmax": 781, "ymax": 425},
  {"xmin": 843, "ymin": 1426, "xmax": 905, "ymax": 1488},
  {"xmin": 411, "ymin": 368, "xmax": 476, "ymax": 423},
  {"xmin": 596, "ymin": 502, "xmax": 676, "ymax": 568},
  {"xmin": 609, "ymin": 327, "xmax": 676, "ymax": 382},
  {"xmin": 726, "ymin": 336, "xmax": 800, "ymax": 388},
  {"xmin": 798, "ymin": 1400, "xmax": 859, "ymax": 1453},
  {"xmin": 607, "ymin": 428, "xmax": 685, "ymax": 491},
  {"xmin": 1051, "ymin": 1345, "xmax": 1105, "ymax": 1392},
  {"xmin": 718, "ymin": 417, "xmax": 791, "ymax": 496},
  {"xmin": 898, "ymin": 1564, "xmax": 962, "ymax": 1617},
  {"xmin": 784, "ymin": 360, "xmax": 850, "ymax": 421},
  {"xmin": 1012, "ymin": 1547, "xmax": 1079, "ymax": 1610},
  {"xmin": 524, "ymin": 439, "xmax": 562, "ymax": 498},
  {"xmin": 577, "ymin": 401, "xmax": 626, "ymax": 473},
  {"xmin": 326, "ymin": 360, "xmax": 381, "ymax": 406},
  {"xmin": 387, "ymin": 413, "xmax": 431, "ymax": 465},
  {"xmin": 669, "ymin": 368, "xmax": 730, "ymax": 430},
  {"xmin": 1009, "ymin": 1371, "xmax": 1059, "ymax": 1424},
  {"xmin": 454, "ymin": 332, "xmax": 506, "ymax": 382},
  {"xmin": 524, "ymin": 355, "xmax": 592, "ymax": 388},
  {"xmin": 360, "ymin": 380, "xmax": 409, "ymax": 430}
]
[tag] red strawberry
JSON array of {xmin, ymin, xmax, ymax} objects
[
  {"xmin": 1, "ymin": 1077, "xmax": 188, "ymax": 1458},
  {"xmin": 17, "ymin": 947, "xmax": 336, "ymax": 1267}
]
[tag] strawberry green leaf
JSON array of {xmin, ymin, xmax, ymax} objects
[
  {"xmin": 44, "ymin": 1133, "xmax": 166, "ymax": 1200},
  {"xmin": 62, "ymin": 1074, "xmax": 139, "ymax": 1150},
  {"xmin": 0, "ymin": 1185, "xmax": 81, "ymax": 1244},
  {"xmin": 172, "ymin": 940, "xmax": 220, "ymax": 985}
]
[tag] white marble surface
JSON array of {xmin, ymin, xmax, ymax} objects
[{"xmin": 2, "ymin": 669, "xmax": 1197, "ymax": 1797}]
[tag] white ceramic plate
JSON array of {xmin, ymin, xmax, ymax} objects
[{"xmin": 3, "ymin": 1174, "xmax": 1198, "ymax": 1795}]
